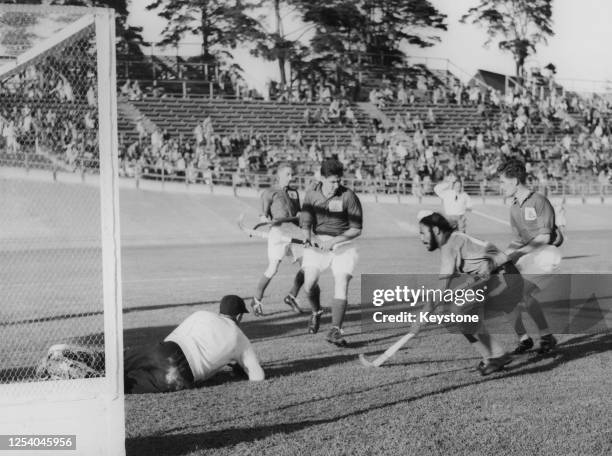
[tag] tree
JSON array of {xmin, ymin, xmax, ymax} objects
[
  {"xmin": 461, "ymin": 0, "xmax": 554, "ymax": 79},
  {"xmin": 362, "ymin": 0, "xmax": 447, "ymax": 66},
  {"xmin": 292, "ymin": 0, "xmax": 447, "ymax": 90},
  {"xmin": 146, "ymin": 0, "xmax": 263, "ymax": 64},
  {"xmin": 250, "ymin": 0, "xmax": 299, "ymax": 87}
]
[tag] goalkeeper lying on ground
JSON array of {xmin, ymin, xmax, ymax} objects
[{"xmin": 37, "ymin": 295, "xmax": 264, "ymax": 393}]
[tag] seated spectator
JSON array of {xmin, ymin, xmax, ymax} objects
[
  {"xmin": 397, "ymin": 85, "xmax": 408, "ymax": 105},
  {"xmin": 320, "ymin": 108, "xmax": 330, "ymax": 124},
  {"xmin": 427, "ymin": 108, "xmax": 436, "ymax": 125},
  {"xmin": 329, "ymin": 99, "xmax": 341, "ymax": 122},
  {"xmin": 175, "ymin": 154, "xmax": 186, "ymax": 177},
  {"xmin": 345, "ymin": 106, "xmax": 357, "ymax": 127},
  {"xmin": 86, "ymin": 85, "xmax": 96, "ymax": 107},
  {"xmin": 303, "ymin": 107, "xmax": 312, "ymax": 125},
  {"xmin": 320, "ymin": 85, "xmax": 332, "ymax": 103},
  {"xmin": 120, "ymin": 78, "xmax": 132, "ymax": 97}
]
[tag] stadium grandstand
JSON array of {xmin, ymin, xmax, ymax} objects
[{"xmin": 1, "ymin": 31, "xmax": 611, "ymax": 200}]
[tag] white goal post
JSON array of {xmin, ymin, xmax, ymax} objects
[{"xmin": 0, "ymin": 5, "xmax": 124, "ymax": 456}]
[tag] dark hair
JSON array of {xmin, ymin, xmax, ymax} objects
[
  {"xmin": 320, "ymin": 158, "xmax": 344, "ymax": 178},
  {"xmin": 419, "ymin": 212, "xmax": 455, "ymax": 233},
  {"xmin": 497, "ymin": 158, "xmax": 527, "ymax": 184}
]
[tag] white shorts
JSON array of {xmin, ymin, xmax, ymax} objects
[
  {"xmin": 515, "ymin": 245, "xmax": 562, "ymax": 293},
  {"xmin": 267, "ymin": 224, "xmax": 303, "ymax": 263},
  {"xmin": 301, "ymin": 235, "xmax": 359, "ymax": 276},
  {"xmin": 515, "ymin": 245, "xmax": 562, "ymax": 275}
]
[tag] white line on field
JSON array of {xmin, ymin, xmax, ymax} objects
[{"xmin": 472, "ymin": 209, "xmax": 510, "ymax": 226}]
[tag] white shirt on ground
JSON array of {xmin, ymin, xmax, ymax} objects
[{"xmin": 165, "ymin": 311, "xmax": 264, "ymax": 382}]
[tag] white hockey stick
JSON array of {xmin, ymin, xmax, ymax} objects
[
  {"xmin": 359, "ymin": 274, "xmax": 491, "ymax": 368},
  {"xmin": 358, "ymin": 332, "xmax": 417, "ymax": 367}
]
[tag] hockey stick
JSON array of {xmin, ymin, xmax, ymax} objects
[
  {"xmin": 358, "ymin": 332, "xmax": 417, "ymax": 367},
  {"xmin": 238, "ymin": 214, "xmax": 305, "ymax": 244},
  {"xmin": 359, "ymin": 274, "xmax": 492, "ymax": 368},
  {"xmin": 237, "ymin": 214, "xmax": 352, "ymax": 251},
  {"xmin": 251, "ymin": 216, "xmax": 299, "ymax": 231}
]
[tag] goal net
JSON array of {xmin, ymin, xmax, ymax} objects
[{"xmin": 0, "ymin": 5, "xmax": 124, "ymax": 455}]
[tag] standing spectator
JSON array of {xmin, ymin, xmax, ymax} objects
[
  {"xmin": 434, "ymin": 172, "xmax": 473, "ymax": 232},
  {"xmin": 397, "ymin": 85, "xmax": 408, "ymax": 105}
]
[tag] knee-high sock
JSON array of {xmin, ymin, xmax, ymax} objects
[
  {"xmin": 476, "ymin": 333, "xmax": 504, "ymax": 359},
  {"xmin": 464, "ymin": 333, "xmax": 489, "ymax": 361},
  {"xmin": 307, "ymin": 284, "xmax": 321, "ymax": 312},
  {"xmin": 289, "ymin": 269, "xmax": 304, "ymax": 298},
  {"xmin": 255, "ymin": 275, "xmax": 271, "ymax": 301},
  {"xmin": 524, "ymin": 296, "xmax": 550, "ymax": 336},
  {"xmin": 331, "ymin": 298, "xmax": 348, "ymax": 329},
  {"xmin": 512, "ymin": 305, "xmax": 527, "ymax": 338}
]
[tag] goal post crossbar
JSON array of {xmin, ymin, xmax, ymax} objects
[{"xmin": 0, "ymin": 14, "xmax": 94, "ymax": 81}]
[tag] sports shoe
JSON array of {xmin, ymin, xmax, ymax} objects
[
  {"xmin": 308, "ymin": 310, "xmax": 324, "ymax": 334},
  {"xmin": 472, "ymin": 360, "xmax": 486, "ymax": 372},
  {"xmin": 480, "ymin": 353, "xmax": 512, "ymax": 376},
  {"xmin": 512, "ymin": 337, "xmax": 534, "ymax": 355},
  {"xmin": 326, "ymin": 327, "xmax": 348, "ymax": 347},
  {"xmin": 537, "ymin": 334, "xmax": 557, "ymax": 354},
  {"xmin": 283, "ymin": 294, "xmax": 304, "ymax": 314},
  {"xmin": 250, "ymin": 297, "xmax": 264, "ymax": 317}
]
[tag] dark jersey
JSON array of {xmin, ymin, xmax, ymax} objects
[
  {"xmin": 300, "ymin": 183, "xmax": 363, "ymax": 236},
  {"xmin": 261, "ymin": 185, "xmax": 300, "ymax": 220},
  {"xmin": 509, "ymin": 192, "xmax": 556, "ymax": 247}
]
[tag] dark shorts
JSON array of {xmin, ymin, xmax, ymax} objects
[
  {"xmin": 445, "ymin": 263, "xmax": 524, "ymax": 333},
  {"xmin": 485, "ymin": 262, "xmax": 524, "ymax": 314},
  {"xmin": 124, "ymin": 341, "xmax": 194, "ymax": 394}
]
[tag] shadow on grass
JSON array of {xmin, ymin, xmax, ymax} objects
[
  {"xmin": 125, "ymin": 333, "xmax": 611, "ymax": 455},
  {"xmin": 503, "ymin": 332, "xmax": 612, "ymax": 376}
]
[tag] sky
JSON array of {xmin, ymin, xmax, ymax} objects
[{"xmin": 128, "ymin": 0, "xmax": 612, "ymax": 94}]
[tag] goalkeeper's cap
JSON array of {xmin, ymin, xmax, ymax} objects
[{"xmin": 220, "ymin": 295, "xmax": 249, "ymax": 316}]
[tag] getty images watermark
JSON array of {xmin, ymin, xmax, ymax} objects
[
  {"xmin": 361, "ymin": 274, "xmax": 612, "ymax": 335},
  {"xmin": 371, "ymin": 284, "xmax": 485, "ymax": 325}
]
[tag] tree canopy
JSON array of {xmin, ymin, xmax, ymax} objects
[
  {"xmin": 146, "ymin": 0, "xmax": 263, "ymax": 63},
  {"xmin": 461, "ymin": 0, "xmax": 554, "ymax": 79}
]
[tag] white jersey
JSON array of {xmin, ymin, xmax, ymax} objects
[
  {"xmin": 165, "ymin": 311, "xmax": 264, "ymax": 382},
  {"xmin": 434, "ymin": 182, "xmax": 473, "ymax": 216}
]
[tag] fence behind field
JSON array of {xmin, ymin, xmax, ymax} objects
[{"xmin": 2, "ymin": 154, "xmax": 611, "ymax": 202}]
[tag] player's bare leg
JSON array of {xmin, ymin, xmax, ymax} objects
[
  {"xmin": 326, "ymin": 273, "xmax": 351, "ymax": 347},
  {"xmin": 251, "ymin": 259, "xmax": 282, "ymax": 316},
  {"xmin": 284, "ymin": 269, "xmax": 305, "ymax": 313},
  {"xmin": 303, "ymin": 266, "xmax": 323, "ymax": 333}
]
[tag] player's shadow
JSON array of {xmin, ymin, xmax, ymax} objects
[
  {"xmin": 125, "ymin": 367, "xmax": 467, "ymax": 455},
  {"xmin": 502, "ymin": 332, "xmax": 612, "ymax": 376}
]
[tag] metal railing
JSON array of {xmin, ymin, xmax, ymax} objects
[{"xmin": 2, "ymin": 155, "xmax": 610, "ymax": 201}]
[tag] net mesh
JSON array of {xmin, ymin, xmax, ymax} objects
[{"xmin": 0, "ymin": 6, "xmax": 107, "ymax": 391}]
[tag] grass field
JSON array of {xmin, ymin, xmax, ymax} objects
[
  {"xmin": 118, "ymin": 233, "xmax": 611, "ymax": 456},
  {"xmin": 2, "ymin": 178, "xmax": 612, "ymax": 455}
]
